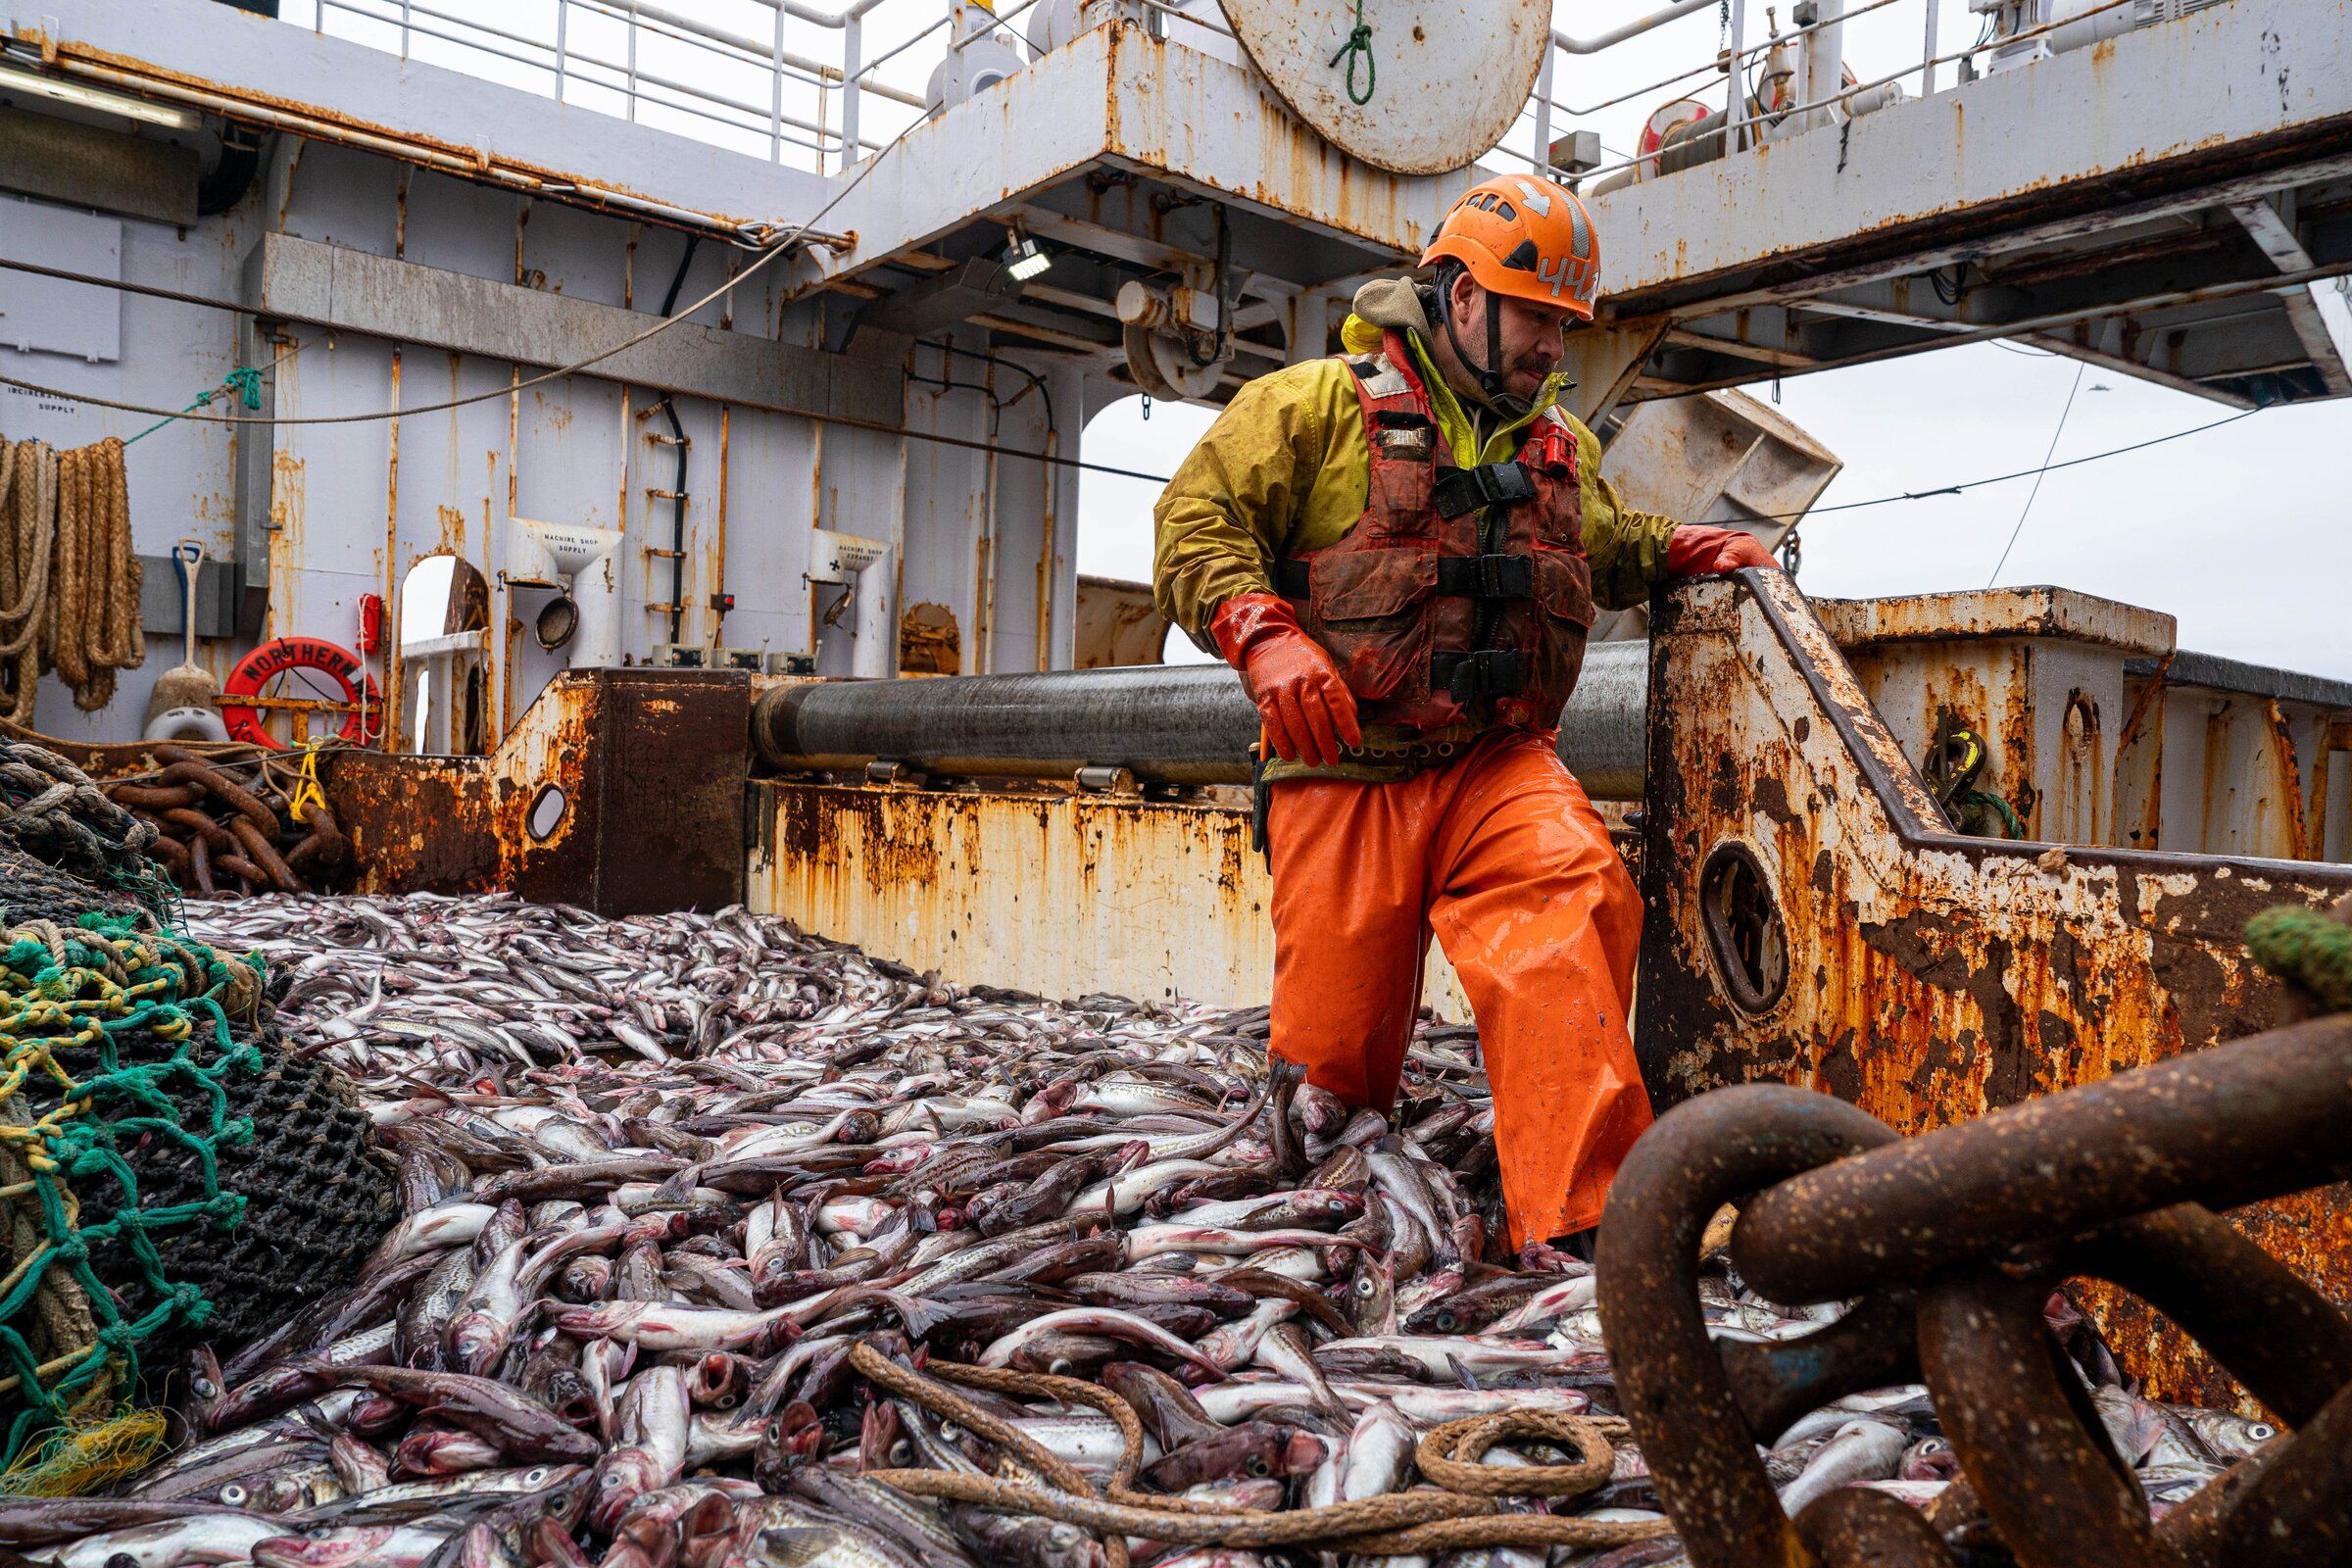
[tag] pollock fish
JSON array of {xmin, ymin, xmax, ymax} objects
[{"xmin": 14, "ymin": 890, "xmax": 2211, "ymax": 1568}]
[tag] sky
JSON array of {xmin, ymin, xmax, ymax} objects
[
  {"xmin": 281, "ymin": 0, "xmax": 2349, "ymax": 681},
  {"xmin": 1072, "ymin": 3, "xmax": 2352, "ymax": 683}
]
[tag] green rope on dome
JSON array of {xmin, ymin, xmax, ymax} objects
[{"xmin": 1328, "ymin": 0, "xmax": 1376, "ymax": 106}]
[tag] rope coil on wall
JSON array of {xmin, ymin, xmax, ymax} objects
[{"xmin": 0, "ymin": 435, "xmax": 144, "ymax": 724}]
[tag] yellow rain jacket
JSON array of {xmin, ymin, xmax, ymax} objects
[{"xmin": 1152, "ymin": 278, "xmax": 1682, "ymax": 779}]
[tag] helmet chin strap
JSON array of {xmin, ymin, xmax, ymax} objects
[{"xmin": 1437, "ymin": 266, "xmax": 1534, "ymax": 423}]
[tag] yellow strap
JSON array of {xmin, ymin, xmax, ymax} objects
[{"xmin": 286, "ymin": 743, "xmax": 327, "ymax": 821}]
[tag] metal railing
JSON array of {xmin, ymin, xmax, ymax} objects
[
  {"xmin": 284, "ymin": 0, "xmax": 1298, "ymax": 180},
  {"xmin": 1495, "ymin": 0, "xmax": 2145, "ymax": 189},
  {"xmin": 284, "ymin": 0, "xmax": 2122, "ymax": 192},
  {"xmin": 301, "ymin": 0, "xmax": 930, "ymax": 172}
]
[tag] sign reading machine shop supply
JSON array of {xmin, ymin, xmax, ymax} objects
[{"xmin": 1214, "ymin": 0, "xmax": 1550, "ymax": 176}]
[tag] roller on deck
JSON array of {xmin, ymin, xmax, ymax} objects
[{"xmin": 750, "ymin": 644, "xmax": 1649, "ymax": 798}]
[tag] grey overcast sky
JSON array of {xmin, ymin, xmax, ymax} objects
[{"xmin": 1075, "ymin": 1, "xmax": 2352, "ymax": 682}]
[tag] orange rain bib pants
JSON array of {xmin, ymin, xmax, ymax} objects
[{"xmin": 1267, "ymin": 728, "xmax": 1650, "ymax": 1246}]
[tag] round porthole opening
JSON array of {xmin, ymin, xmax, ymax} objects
[
  {"xmin": 526, "ymin": 784, "xmax": 568, "ymax": 842},
  {"xmin": 1699, "ymin": 841, "xmax": 1788, "ymax": 1014}
]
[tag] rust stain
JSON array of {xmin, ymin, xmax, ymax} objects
[
  {"xmin": 383, "ymin": 346, "xmax": 404, "ymax": 751},
  {"xmin": 48, "ymin": 38, "xmax": 768, "ymax": 236},
  {"xmin": 1635, "ymin": 578, "xmax": 2352, "ymax": 1408}
]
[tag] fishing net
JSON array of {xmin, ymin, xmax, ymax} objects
[
  {"xmin": 2246, "ymin": 898, "xmax": 2352, "ymax": 1014},
  {"xmin": 0, "ymin": 893, "xmax": 262, "ymax": 1467},
  {"xmin": 0, "ymin": 735, "xmax": 177, "ymax": 923},
  {"xmin": 0, "ymin": 737, "xmax": 396, "ymax": 1482}
]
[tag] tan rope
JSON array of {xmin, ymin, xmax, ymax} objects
[
  {"xmin": 48, "ymin": 445, "xmax": 87, "ymax": 703},
  {"xmin": 0, "ymin": 436, "xmax": 141, "ymax": 716},
  {"xmin": 0, "ymin": 440, "xmax": 57, "ymax": 725},
  {"xmin": 848, "ymin": 1343, "xmax": 1671, "ymax": 1553}
]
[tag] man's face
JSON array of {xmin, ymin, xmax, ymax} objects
[{"xmin": 1446, "ymin": 272, "xmax": 1576, "ymax": 403}]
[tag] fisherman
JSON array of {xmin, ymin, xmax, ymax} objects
[{"xmin": 1152, "ymin": 173, "xmax": 1780, "ymax": 1254}]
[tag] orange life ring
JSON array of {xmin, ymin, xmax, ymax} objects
[{"xmin": 220, "ymin": 635, "xmax": 384, "ymax": 749}]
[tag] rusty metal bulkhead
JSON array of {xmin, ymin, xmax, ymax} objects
[{"xmin": 1636, "ymin": 572, "xmax": 2352, "ymax": 1403}]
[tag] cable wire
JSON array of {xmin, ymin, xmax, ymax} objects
[
  {"xmin": 1984, "ymin": 360, "xmax": 2084, "ymax": 586},
  {"xmin": 0, "ymin": 113, "xmax": 922, "ymax": 430},
  {"xmin": 1773, "ymin": 405, "xmax": 2259, "ymax": 520}
]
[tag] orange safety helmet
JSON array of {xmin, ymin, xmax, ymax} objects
[{"xmin": 1420, "ymin": 172, "xmax": 1600, "ymax": 320}]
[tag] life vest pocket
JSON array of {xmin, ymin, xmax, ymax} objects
[
  {"xmin": 1534, "ymin": 549, "xmax": 1597, "ymax": 629},
  {"xmin": 1308, "ymin": 549, "xmax": 1439, "ymax": 702}
]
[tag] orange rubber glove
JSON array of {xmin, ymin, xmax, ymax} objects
[
  {"xmin": 1665, "ymin": 525, "xmax": 1780, "ymax": 576},
  {"xmin": 1210, "ymin": 593, "xmax": 1362, "ymax": 768}
]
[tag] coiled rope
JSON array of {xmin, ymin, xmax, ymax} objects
[
  {"xmin": 0, "ymin": 435, "xmax": 142, "ymax": 721},
  {"xmin": 848, "ymin": 1343, "xmax": 1671, "ymax": 1555}
]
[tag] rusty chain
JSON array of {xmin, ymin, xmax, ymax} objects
[{"xmin": 1598, "ymin": 1012, "xmax": 2352, "ymax": 1568}]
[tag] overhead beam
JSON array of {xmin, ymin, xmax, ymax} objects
[
  {"xmin": 2022, "ymin": 328, "xmax": 2257, "ymax": 410},
  {"xmin": 1592, "ymin": 0, "xmax": 2352, "ymax": 316},
  {"xmin": 1793, "ymin": 299, "xmax": 1978, "ymax": 333},
  {"xmin": 246, "ymin": 231, "xmax": 903, "ymax": 426},
  {"xmin": 1662, "ymin": 327, "xmax": 1818, "ymax": 369},
  {"xmin": 1646, "ymin": 151, "xmax": 2352, "ymax": 325},
  {"xmin": 2227, "ymin": 198, "xmax": 2352, "ymax": 395}
]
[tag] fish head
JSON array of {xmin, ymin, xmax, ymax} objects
[
  {"xmin": 538, "ymin": 1367, "xmax": 600, "ymax": 1429},
  {"xmin": 1346, "ymin": 1260, "xmax": 1396, "ymax": 1335},
  {"xmin": 183, "ymin": 1346, "xmax": 227, "ymax": 1424},
  {"xmin": 396, "ymin": 1425, "xmax": 499, "ymax": 1476},
  {"xmin": 864, "ymin": 1143, "xmax": 938, "ymax": 1175},
  {"xmin": 685, "ymin": 1353, "xmax": 745, "ymax": 1410},
  {"xmin": 252, "ymin": 1526, "xmax": 395, "ymax": 1568},
  {"xmin": 590, "ymin": 1446, "xmax": 671, "ymax": 1533},
  {"xmin": 1275, "ymin": 1431, "xmax": 1333, "ymax": 1476},
  {"xmin": 676, "ymin": 1493, "xmax": 743, "ymax": 1568},
  {"xmin": 600, "ymin": 1512, "xmax": 680, "ymax": 1568},
  {"xmin": 349, "ymin": 1395, "xmax": 408, "ymax": 1437},
  {"xmin": 448, "ymin": 1312, "xmax": 511, "ymax": 1377},
  {"xmin": 2181, "ymin": 1409, "xmax": 2279, "ymax": 1459},
  {"xmin": 1034, "ymin": 1522, "xmax": 1107, "ymax": 1568},
  {"xmin": 1897, "ymin": 1437, "xmax": 1962, "ymax": 1482},
  {"xmin": 1306, "ymin": 1191, "xmax": 1366, "ymax": 1224},
  {"xmin": 1294, "ymin": 1084, "xmax": 1350, "ymax": 1134}
]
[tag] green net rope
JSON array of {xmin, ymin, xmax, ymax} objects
[
  {"xmin": 0, "ymin": 910, "xmax": 262, "ymax": 1467},
  {"xmin": 2246, "ymin": 903, "xmax": 2352, "ymax": 1014}
]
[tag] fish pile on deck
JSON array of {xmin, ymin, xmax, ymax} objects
[{"xmin": 14, "ymin": 894, "xmax": 2273, "ymax": 1568}]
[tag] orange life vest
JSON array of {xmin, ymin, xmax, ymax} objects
[{"xmin": 1276, "ymin": 331, "xmax": 1598, "ymax": 734}]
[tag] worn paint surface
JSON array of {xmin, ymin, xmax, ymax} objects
[
  {"xmin": 1636, "ymin": 574, "xmax": 2352, "ymax": 1407},
  {"xmin": 323, "ymin": 665, "xmax": 750, "ymax": 914},
  {"xmin": 749, "ymin": 779, "xmax": 1489, "ymax": 1018},
  {"xmin": 1071, "ymin": 575, "xmax": 1168, "ymax": 669}
]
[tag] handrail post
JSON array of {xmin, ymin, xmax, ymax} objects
[
  {"xmin": 770, "ymin": 2, "xmax": 787, "ymax": 162},
  {"xmin": 841, "ymin": 15, "xmax": 862, "ymax": 168},
  {"xmin": 626, "ymin": 0, "xmax": 641, "ymax": 122},
  {"xmin": 1921, "ymin": 0, "xmax": 1941, "ymax": 94},
  {"xmin": 1534, "ymin": 42, "xmax": 1556, "ymax": 171},
  {"xmin": 555, "ymin": 0, "xmax": 569, "ymax": 102},
  {"xmin": 1724, "ymin": 0, "xmax": 1747, "ymax": 153}
]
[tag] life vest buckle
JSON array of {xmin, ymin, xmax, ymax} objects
[{"xmin": 1432, "ymin": 461, "xmax": 1537, "ymax": 518}]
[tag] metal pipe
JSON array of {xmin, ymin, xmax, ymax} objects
[
  {"xmin": 1552, "ymin": 0, "xmax": 1718, "ymax": 55},
  {"xmin": 1800, "ymin": 0, "xmax": 1843, "ymax": 133},
  {"xmin": 1724, "ymin": 0, "xmax": 1748, "ymax": 152},
  {"xmin": 751, "ymin": 643, "xmax": 1650, "ymax": 796},
  {"xmin": 1533, "ymin": 46, "xmax": 1555, "ymax": 172}
]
